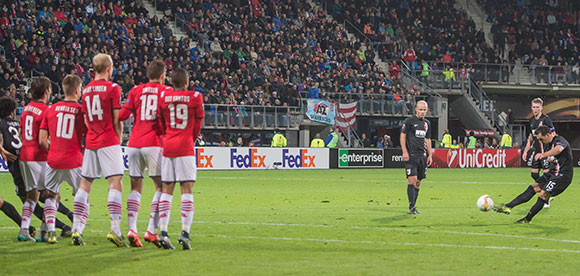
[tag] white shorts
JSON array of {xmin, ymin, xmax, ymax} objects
[
  {"xmin": 19, "ymin": 161, "xmax": 47, "ymax": 192},
  {"xmin": 81, "ymin": 145, "xmax": 124, "ymax": 179},
  {"xmin": 45, "ymin": 166, "xmax": 81, "ymax": 195},
  {"xmin": 161, "ymin": 156, "xmax": 197, "ymax": 183},
  {"xmin": 128, "ymin": 147, "xmax": 162, "ymax": 178}
]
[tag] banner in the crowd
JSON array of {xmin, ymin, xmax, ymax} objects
[
  {"xmin": 336, "ymin": 101, "xmax": 358, "ymax": 130},
  {"xmin": 463, "ymin": 129, "xmax": 496, "ymax": 137},
  {"xmin": 431, "ymin": 148, "xmax": 521, "ymax": 168},
  {"xmin": 338, "ymin": 149, "xmax": 383, "ymax": 168},
  {"xmin": 383, "ymin": 148, "xmax": 405, "ymax": 168},
  {"xmin": 306, "ymin": 99, "xmax": 336, "ymax": 125}
]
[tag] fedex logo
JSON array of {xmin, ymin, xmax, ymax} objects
[
  {"xmin": 196, "ymin": 148, "xmax": 214, "ymax": 168},
  {"xmin": 230, "ymin": 149, "xmax": 266, "ymax": 168},
  {"xmin": 282, "ymin": 149, "xmax": 316, "ymax": 168}
]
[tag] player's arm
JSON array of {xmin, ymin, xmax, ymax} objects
[
  {"xmin": 535, "ymin": 144, "xmax": 565, "ymax": 160},
  {"xmin": 119, "ymin": 106, "xmax": 132, "ymax": 121},
  {"xmin": 112, "ymin": 109, "xmax": 123, "ymax": 142},
  {"xmin": 39, "ymin": 129, "xmax": 49, "ymax": 152},
  {"xmin": 400, "ymin": 132, "xmax": 408, "ymax": 161},
  {"xmin": 0, "ymin": 133, "xmax": 17, "ymax": 162},
  {"xmin": 192, "ymin": 95, "xmax": 205, "ymax": 140},
  {"xmin": 425, "ymin": 137, "xmax": 432, "ymax": 166},
  {"xmin": 118, "ymin": 88, "xmax": 135, "ymax": 121},
  {"xmin": 522, "ymin": 133, "xmax": 533, "ymax": 160}
]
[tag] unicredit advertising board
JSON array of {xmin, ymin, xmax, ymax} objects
[{"xmin": 431, "ymin": 148, "xmax": 521, "ymax": 168}]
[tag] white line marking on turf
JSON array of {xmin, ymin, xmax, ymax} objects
[
  {"xmin": 3, "ymin": 226, "xmax": 578, "ymax": 254},
  {"xmin": 202, "ymin": 176, "xmax": 527, "ymax": 185},
  {"xmin": 5, "ymin": 218, "xmax": 580, "ymax": 245}
]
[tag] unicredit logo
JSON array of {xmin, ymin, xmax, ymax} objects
[{"xmin": 446, "ymin": 149, "xmax": 507, "ymax": 168}]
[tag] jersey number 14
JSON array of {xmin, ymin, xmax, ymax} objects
[{"xmin": 85, "ymin": 95, "xmax": 104, "ymax": 122}]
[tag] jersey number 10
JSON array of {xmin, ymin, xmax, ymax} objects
[{"xmin": 56, "ymin": 113, "xmax": 75, "ymax": 139}]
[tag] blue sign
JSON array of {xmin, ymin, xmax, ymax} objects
[{"xmin": 306, "ymin": 99, "xmax": 335, "ymax": 125}]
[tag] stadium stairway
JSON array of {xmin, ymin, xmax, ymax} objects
[
  {"xmin": 456, "ymin": 0, "xmax": 495, "ymax": 56},
  {"xmin": 449, "ymin": 91, "xmax": 500, "ymax": 138},
  {"xmin": 142, "ymin": 0, "xmax": 188, "ymax": 41}
]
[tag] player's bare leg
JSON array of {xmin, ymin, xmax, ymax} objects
[
  {"xmin": 178, "ymin": 181, "xmax": 194, "ymax": 250},
  {"xmin": 18, "ymin": 189, "xmax": 39, "ymax": 241},
  {"xmin": 159, "ymin": 182, "xmax": 176, "ymax": 249},
  {"xmin": 72, "ymin": 178, "xmax": 92, "ymax": 246},
  {"xmin": 144, "ymin": 176, "xmax": 163, "ymax": 247},
  {"xmin": 127, "ymin": 177, "xmax": 143, "ymax": 247}
]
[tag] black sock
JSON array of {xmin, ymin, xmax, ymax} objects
[
  {"xmin": 1, "ymin": 201, "xmax": 22, "ymax": 226},
  {"xmin": 506, "ymin": 185, "xmax": 536, "ymax": 208},
  {"xmin": 33, "ymin": 203, "xmax": 44, "ymax": 221},
  {"xmin": 407, "ymin": 185, "xmax": 415, "ymax": 209},
  {"xmin": 413, "ymin": 188, "xmax": 420, "ymax": 208},
  {"xmin": 525, "ymin": 197, "xmax": 547, "ymax": 221},
  {"xmin": 531, "ymin": 172, "xmax": 540, "ymax": 181},
  {"xmin": 55, "ymin": 217, "xmax": 67, "ymax": 230},
  {"xmin": 57, "ymin": 203, "xmax": 74, "ymax": 222}
]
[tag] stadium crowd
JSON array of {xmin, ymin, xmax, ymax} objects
[{"xmin": 0, "ymin": 0, "xmax": 427, "ymax": 118}]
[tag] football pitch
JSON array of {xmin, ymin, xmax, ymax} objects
[{"xmin": 1, "ymin": 168, "xmax": 579, "ymax": 275}]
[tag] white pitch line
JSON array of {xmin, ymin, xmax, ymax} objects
[
  {"xmin": 6, "ymin": 218, "xmax": 579, "ymax": 245},
  {"xmin": 202, "ymin": 176, "xmax": 527, "ymax": 185},
  {"xmin": 2, "ymin": 226, "xmax": 579, "ymax": 254}
]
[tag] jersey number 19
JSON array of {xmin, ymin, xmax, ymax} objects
[{"xmin": 169, "ymin": 104, "xmax": 187, "ymax": 129}]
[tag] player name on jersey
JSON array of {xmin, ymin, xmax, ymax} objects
[
  {"xmin": 23, "ymin": 105, "xmax": 43, "ymax": 115},
  {"xmin": 163, "ymin": 95, "xmax": 191, "ymax": 102},
  {"xmin": 54, "ymin": 105, "xmax": 80, "ymax": 113},
  {"xmin": 83, "ymin": 85, "xmax": 108, "ymax": 93}
]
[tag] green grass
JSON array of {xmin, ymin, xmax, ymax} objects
[{"xmin": 1, "ymin": 168, "xmax": 580, "ymax": 275}]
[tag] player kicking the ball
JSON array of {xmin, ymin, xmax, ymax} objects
[
  {"xmin": 494, "ymin": 125, "xmax": 573, "ymax": 223},
  {"xmin": 157, "ymin": 68, "xmax": 204, "ymax": 250},
  {"xmin": 118, "ymin": 60, "xmax": 170, "ymax": 247},
  {"xmin": 72, "ymin": 53, "xmax": 126, "ymax": 247},
  {"xmin": 39, "ymin": 75, "xmax": 86, "ymax": 244}
]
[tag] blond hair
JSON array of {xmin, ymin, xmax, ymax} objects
[{"xmin": 92, "ymin": 53, "xmax": 113, "ymax": 74}]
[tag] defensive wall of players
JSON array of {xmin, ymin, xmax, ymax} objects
[{"xmin": 3, "ymin": 147, "xmax": 580, "ymax": 172}]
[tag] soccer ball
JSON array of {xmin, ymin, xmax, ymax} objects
[{"xmin": 477, "ymin": 195, "xmax": 494, "ymax": 211}]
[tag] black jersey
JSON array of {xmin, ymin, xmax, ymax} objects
[
  {"xmin": 401, "ymin": 115, "xmax": 431, "ymax": 156},
  {"xmin": 0, "ymin": 118, "xmax": 22, "ymax": 155},
  {"xmin": 529, "ymin": 114, "xmax": 554, "ymax": 137},
  {"xmin": 550, "ymin": 135, "xmax": 573, "ymax": 178}
]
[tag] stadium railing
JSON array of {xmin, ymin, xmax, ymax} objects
[
  {"xmin": 421, "ymin": 61, "xmax": 580, "ymax": 86},
  {"xmin": 202, "ymin": 104, "xmax": 301, "ymax": 130},
  {"xmin": 300, "ymin": 92, "xmax": 439, "ymax": 117}
]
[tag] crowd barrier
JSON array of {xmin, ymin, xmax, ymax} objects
[{"xmin": 1, "ymin": 148, "xmax": 578, "ymax": 172}]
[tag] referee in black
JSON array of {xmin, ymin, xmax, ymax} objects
[{"xmin": 400, "ymin": 100, "xmax": 432, "ymax": 215}]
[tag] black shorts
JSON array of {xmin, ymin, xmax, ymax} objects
[
  {"xmin": 8, "ymin": 160, "xmax": 26, "ymax": 198},
  {"xmin": 405, "ymin": 154, "xmax": 427, "ymax": 180},
  {"xmin": 536, "ymin": 174, "xmax": 571, "ymax": 197},
  {"xmin": 526, "ymin": 147, "xmax": 551, "ymax": 170}
]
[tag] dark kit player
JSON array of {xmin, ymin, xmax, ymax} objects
[
  {"xmin": 522, "ymin": 98, "xmax": 554, "ymax": 208},
  {"xmin": 495, "ymin": 126, "xmax": 573, "ymax": 223},
  {"xmin": 400, "ymin": 100, "xmax": 432, "ymax": 215}
]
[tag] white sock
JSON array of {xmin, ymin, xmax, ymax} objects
[
  {"xmin": 127, "ymin": 190, "xmax": 141, "ymax": 232},
  {"xmin": 20, "ymin": 200, "xmax": 36, "ymax": 233},
  {"xmin": 107, "ymin": 189, "xmax": 123, "ymax": 236},
  {"xmin": 73, "ymin": 189, "xmax": 90, "ymax": 234},
  {"xmin": 44, "ymin": 197, "xmax": 57, "ymax": 232},
  {"xmin": 180, "ymin": 193, "xmax": 194, "ymax": 233},
  {"xmin": 147, "ymin": 191, "xmax": 162, "ymax": 234},
  {"xmin": 158, "ymin": 193, "xmax": 173, "ymax": 233}
]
